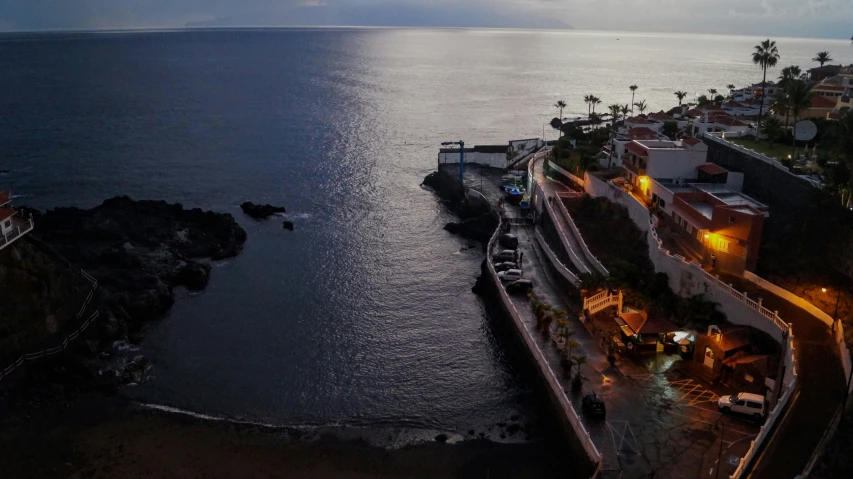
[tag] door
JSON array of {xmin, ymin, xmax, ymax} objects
[
  {"xmin": 703, "ymin": 347, "xmax": 715, "ymax": 369},
  {"xmin": 733, "ymin": 399, "xmax": 747, "ymax": 414}
]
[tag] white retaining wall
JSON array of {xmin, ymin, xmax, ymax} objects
[
  {"xmin": 534, "ymin": 230, "xmax": 581, "ymax": 286},
  {"xmin": 546, "ymin": 161, "xmax": 585, "ymax": 189},
  {"xmin": 554, "ymin": 194, "xmax": 609, "ymax": 276}
]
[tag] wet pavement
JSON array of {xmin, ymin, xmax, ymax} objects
[{"xmin": 495, "ymin": 225, "xmax": 760, "ymax": 479}]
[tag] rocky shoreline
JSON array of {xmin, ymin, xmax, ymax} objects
[
  {"xmin": 0, "ymin": 196, "xmax": 248, "ymax": 412},
  {"xmin": 422, "ymin": 169, "xmax": 498, "ymax": 243}
]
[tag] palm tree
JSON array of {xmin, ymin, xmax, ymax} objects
[
  {"xmin": 583, "ymin": 95, "xmax": 592, "ymax": 119},
  {"xmin": 752, "ymin": 39, "xmax": 781, "ymax": 135},
  {"xmin": 674, "ymin": 90, "xmax": 688, "ymax": 107},
  {"xmin": 620, "ymin": 104, "xmax": 631, "ymax": 120},
  {"xmin": 708, "ymin": 88, "xmax": 718, "ymax": 97},
  {"xmin": 786, "ymin": 80, "xmax": 814, "ymax": 154},
  {"xmin": 778, "ymin": 65, "xmax": 802, "ymax": 89},
  {"xmin": 771, "ymin": 91, "xmax": 791, "ymax": 128},
  {"xmin": 555, "ymin": 100, "xmax": 567, "ymax": 137},
  {"xmin": 812, "ymin": 51, "xmax": 833, "ymax": 67},
  {"xmin": 634, "ymin": 100, "xmax": 648, "ymax": 115},
  {"xmin": 727, "ymin": 84, "xmax": 736, "ymax": 94},
  {"xmin": 608, "ymin": 103, "xmax": 622, "ymax": 124},
  {"xmin": 629, "ymin": 85, "xmax": 638, "ymax": 115},
  {"xmin": 762, "ymin": 117, "xmax": 784, "ymax": 142},
  {"xmin": 591, "ymin": 96, "xmax": 602, "ymax": 115}
]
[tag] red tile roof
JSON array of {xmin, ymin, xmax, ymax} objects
[
  {"xmin": 626, "ymin": 116, "xmax": 652, "ymax": 124},
  {"xmin": 648, "ymin": 111, "xmax": 674, "ymax": 121},
  {"xmin": 620, "ymin": 311, "xmax": 677, "ymax": 335},
  {"xmin": 698, "ymin": 163, "xmax": 728, "ymax": 176},
  {"xmin": 814, "ymin": 84, "xmax": 846, "ymax": 92},
  {"xmin": 811, "ymin": 95, "xmax": 837, "ymax": 109},
  {"xmin": 0, "ymin": 208, "xmax": 17, "ymax": 222},
  {"xmin": 625, "ymin": 142, "xmax": 648, "ymax": 157},
  {"xmin": 715, "ymin": 116, "xmax": 748, "ymax": 127},
  {"xmin": 682, "ymin": 137, "xmax": 702, "ymax": 146}
]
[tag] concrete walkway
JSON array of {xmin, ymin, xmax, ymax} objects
[
  {"xmin": 501, "ymin": 225, "xmax": 759, "ymax": 479},
  {"xmin": 718, "ymin": 274, "xmax": 847, "ymax": 479},
  {"xmin": 531, "ymin": 158, "xmax": 597, "ymax": 275}
]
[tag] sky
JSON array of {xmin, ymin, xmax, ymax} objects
[{"xmin": 0, "ymin": 0, "xmax": 851, "ymax": 39}]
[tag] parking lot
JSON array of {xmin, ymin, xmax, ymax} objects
[{"xmin": 494, "ymin": 224, "xmax": 760, "ymax": 479}]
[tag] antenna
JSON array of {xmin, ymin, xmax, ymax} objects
[{"xmin": 794, "ymin": 120, "xmax": 818, "ymax": 141}]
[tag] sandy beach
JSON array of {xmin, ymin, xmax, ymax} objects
[{"xmin": 0, "ymin": 395, "xmax": 573, "ymax": 479}]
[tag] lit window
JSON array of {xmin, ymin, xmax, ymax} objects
[{"xmin": 729, "ymin": 217, "xmax": 735, "ymax": 224}]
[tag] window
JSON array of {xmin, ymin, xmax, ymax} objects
[
  {"xmin": 729, "ymin": 216, "xmax": 735, "ymax": 224},
  {"xmin": 744, "ymin": 373, "xmax": 754, "ymax": 383},
  {"xmin": 659, "ymin": 199, "xmax": 666, "ymax": 209},
  {"xmin": 747, "ymin": 401, "xmax": 761, "ymax": 409},
  {"xmin": 3, "ymin": 220, "xmax": 9, "ymax": 228},
  {"xmin": 712, "ymin": 236, "xmax": 730, "ymax": 252},
  {"xmin": 736, "ymin": 400, "xmax": 746, "ymax": 406}
]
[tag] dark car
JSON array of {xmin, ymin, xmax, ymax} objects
[
  {"xmin": 493, "ymin": 250, "xmax": 518, "ymax": 262},
  {"xmin": 494, "ymin": 261, "xmax": 519, "ymax": 272},
  {"xmin": 582, "ymin": 393, "xmax": 606, "ymax": 418},
  {"xmin": 506, "ymin": 279, "xmax": 533, "ymax": 293},
  {"xmin": 499, "ymin": 234, "xmax": 519, "ymax": 249}
]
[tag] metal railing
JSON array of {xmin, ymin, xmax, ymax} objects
[{"xmin": 0, "ymin": 269, "xmax": 99, "ymax": 382}]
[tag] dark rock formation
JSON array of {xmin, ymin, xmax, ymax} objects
[
  {"xmin": 0, "ymin": 196, "xmax": 246, "ymax": 394},
  {"xmin": 434, "ymin": 434, "xmax": 448, "ymax": 442},
  {"xmin": 444, "ymin": 210, "xmax": 499, "ymax": 243},
  {"xmin": 282, "ymin": 221, "xmax": 294, "ymax": 231},
  {"xmin": 240, "ymin": 201, "xmax": 286, "ymax": 219}
]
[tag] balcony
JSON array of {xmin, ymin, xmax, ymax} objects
[
  {"xmin": 622, "ymin": 161, "xmax": 645, "ymax": 177},
  {"xmin": 0, "ymin": 214, "xmax": 34, "ymax": 251}
]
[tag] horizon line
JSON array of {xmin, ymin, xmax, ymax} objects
[{"xmin": 0, "ymin": 25, "xmax": 850, "ymax": 43}]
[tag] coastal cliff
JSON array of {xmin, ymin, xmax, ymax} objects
[{"xmin": 0, "ymin": 197, "xmax": 247, "ymax": 394}]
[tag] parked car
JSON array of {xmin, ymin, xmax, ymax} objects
[
  {"xmin": 499, "ymin": 234, "xmax": 519, "ymax": 249},
  {"xmin": 718, "ymin": 392, "xmax": 766, "ymax": 419},
  {"xmin": 582, "ymin": 393, "xmax": 606, "ymax": 418},
  {"xmin": 493, "ymin": 250, "xmax": 518, "ymax": 262},
  {"xmin": 494, "ymin": 261, "xmax": 518, "ymax": 272},
  {"xmin": 497, "ymin": 269, "xmax": 523, "ymax": 282},
  {"xmin": 506, "ymin": 279, "xmax": 533, "ymax": 293}
]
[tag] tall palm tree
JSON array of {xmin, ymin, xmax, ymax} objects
[
  {"xmin": 583, "ymin": 95, "xmax": 592, "ymax": 119},
  {"xmin": 629, "ymin": 85, "xmax": 638, "ymax": 115},
  {"xmin": 620, "ymin": 104, "xmax": 631, "ymax": 120},
  {"xmin": 772, "ymin": 90, "xmax": 791, "ymax": 128},
  {"xmin": 752, "ymin": 39, "xmax": 781, "ymax": 135},
  {"xmin": 608, "ymin": 104, "xmax": 622, "ymax": 124},
  {"xmin": 786, "ymin": 80, "xmax": 814, "ymax": 153},
  {"xmin": 634, "ymin": 100, "xmax": 648, "ymax": 115},
  {"xmin": 812, "ymin": 51, "xmax": 833, "ymax": 67},
  {"xmin": 674, "ymin": 90, "xmax": 688, "ymax": 106},
  {"xmin": 727, "ymin": 84, "xmax": 736, "ymax": 93},
  {"xmin": 555, "ymin": 100, "xmax": 567, "ymax": 120},
  {"xmin": 591, "ymin": 96, "xmax": 602, "ymax": 115},
  {"xmin": 778, "ymin": 65, "xmax": 802, "ymax": 89},
  {"xmin": 708, "ymin": 88, "xmax": 718, "ymax": 104}
]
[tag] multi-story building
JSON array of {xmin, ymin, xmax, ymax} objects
[{"xmin": 0, "ymin": 190, "xmax": 34, "ymax": 251}]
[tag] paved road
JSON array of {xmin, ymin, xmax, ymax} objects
[
  {"xmin": 719, "ymin": 275, "xmax": 847, "ymax": 479},
  {"xmin": 498, "ymin": 225, "xmax": 758, "ymax": 479},
  {"xmin": 531, "ymin": 158, "xmax": 597, "ymax": 275}
]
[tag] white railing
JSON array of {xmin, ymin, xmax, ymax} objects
[
  {"xmin": 534, "ymin": 230, "xmax": 581, "ymax": 286},
  {"xmin": 554, "ymin": 197, "xmax": 610, "ymax": 276},
  {"xmin": 729, "ymin": 330, "xmax": 798, "ymax": 479},
  {"xmin": 743, "ymin": 272, "xmax": 835, "ymax": 327},
  {"xmin": 546, "ymin": 161, "xmax": 585, "ymax": 188},
  {"xmin": 542, "ymin": 186, "xmax": 594, "ymax": 275},
  {"xmin": 486, "ymin": 218, "xmax": 602, "ymax": 475},
  {"xmin": 0, "ymin": 269, "xmax": 99, "ymax": 382},
  {"xmin": 583, "ymin": 290, "xmax": 622, "ymax": 315}
]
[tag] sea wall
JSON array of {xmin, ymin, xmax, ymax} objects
[
  {"xmin": 438, "ymin": 148, "xmax": 509, "ymax": 169},
  {"xmin": 482, "ymin": 223, "xmax": 600, "ymax": 478},
  {"xmin": 428, "ymin": 164, "xmax": 600, "ymax": 477}
]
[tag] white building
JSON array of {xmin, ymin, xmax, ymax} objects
[
  {"xmin": 621, "ymin": 138, "xmax": 709, "ymax": 196},
  {"xmin": 0, "ymin": 190, "xmax": 34, "ymax": 251}
]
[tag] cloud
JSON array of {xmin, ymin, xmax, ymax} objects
[{"xmin": 0, "ymin": 0, "xmax": 849, "ymax": 37}]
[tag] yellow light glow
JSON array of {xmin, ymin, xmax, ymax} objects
[
  {"xmin": 639, "ymin": 176, "xmax": 648, "ymax": 183},
  {"xmin": 704, "ymin": 233, "xmax": 710, "ymax": 239},
  {"xmin": 822, "ymin": 287, "xmax": 828, "ymax": 293}
]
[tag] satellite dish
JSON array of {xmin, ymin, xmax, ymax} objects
[{"xmin": 794, "ymin": 120, "xmax": 818, "ymax": 141}]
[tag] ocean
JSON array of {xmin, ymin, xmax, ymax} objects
[{"xmin": 1, "ymin": 28, "xmax": 850, "ymax": 444}]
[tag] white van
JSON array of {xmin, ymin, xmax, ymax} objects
[{"xmin": 718, "ymin": 392, "xmax": 766, "ymax": 419}]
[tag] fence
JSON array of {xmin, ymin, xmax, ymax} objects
[
  {"xmin": 546, "ymin": 160, "xmax": 585, "ymax": 189},
  {"xmin": 0, "ymin": 269, "xmax": 99, "ymax": 382},
  {"xmin": 743, "ymin": 271, "xmax": 835, "ymax": 327},
  {"xmin": 582, "ymin": 290, "xmax": 623, "ymax": 315},
  {"xmin": 486, "ymin": 217, "xmax": 603, "ymax": 477},
  {"xmin": 534, "ymin": 230, "xmax": 581, "ymax": 286}
]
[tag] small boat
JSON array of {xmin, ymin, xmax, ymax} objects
[{"xmin": 505, "ymin": 186, "xmax": 524, "ymax": 199}]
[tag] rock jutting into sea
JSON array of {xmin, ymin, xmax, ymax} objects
[
  {"xmin": 0, "ymin": 196, "xmax": 247, "ymax": 395},
  {"xmin": 240, "ymin": 201, "xmax": 286, "ymax": 219}
]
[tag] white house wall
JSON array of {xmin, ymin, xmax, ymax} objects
[
  {"xmin": 646, "ymin": 148, "xmax": 708, "ymax": 182},
  {"xmin": 438, "ymin": 151, "xmax": 507, "ymax": 169}
]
